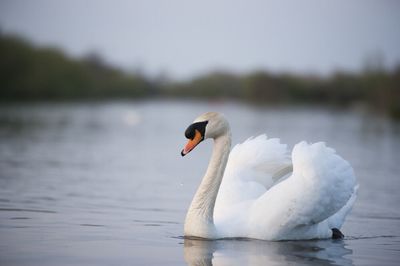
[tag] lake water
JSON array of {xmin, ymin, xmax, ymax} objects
[{"xmin": 0, "ymin": 100, "xmax": 399, "ymax": 265}]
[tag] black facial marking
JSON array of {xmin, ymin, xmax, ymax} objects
[{"xmin": 184, "ymin": 121, "xmax": 208, "ymax": 140}]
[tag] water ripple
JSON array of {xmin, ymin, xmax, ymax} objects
[
  {"xmin": 346, "ymin": 235, "xmax": 399, "ymax": 240},
  {"xmin": 133, "ymin": 219, "xmax": 179, "ymax": 225},
  {"xmin": 79, "ymin": 223, "xmax": 105, "ymax": 227},
  {"xmin": 0, "ymin": 208, "xmax": 56, "ymax": 214}
]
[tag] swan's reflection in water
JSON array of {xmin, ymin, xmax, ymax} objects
[{"xmin": 184, "ymin": 238, "xmax": 353, "ymax": 266}]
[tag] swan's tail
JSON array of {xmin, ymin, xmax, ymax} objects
[{"xmin": 328, "ymin": 184, "xmax": 359, "ymax": 229}]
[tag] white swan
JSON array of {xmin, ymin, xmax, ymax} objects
[{"xmin": 181, "ymin": 112, "xmax": 358, "ymax": 240}]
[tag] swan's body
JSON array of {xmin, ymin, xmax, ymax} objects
[{"xmin": 181, "ymin": 112, "xmax": 357, "ymax": 240}]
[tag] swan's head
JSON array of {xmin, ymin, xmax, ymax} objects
[{"xmin": 181, "ymin": 112, "xmax": 229, "ymax": 156}]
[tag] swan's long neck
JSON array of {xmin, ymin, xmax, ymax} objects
[{"xmin": 184, "ymin": 132, "xmax": 231, "ymax": 238}]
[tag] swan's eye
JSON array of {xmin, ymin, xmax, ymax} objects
[
  {"xmin": 185, "ymin": 125, "xmax": 196, "ymax": 140},
  {"xmin": 184, "ymin": 121, "xmax": 208, "ymax": 140}
]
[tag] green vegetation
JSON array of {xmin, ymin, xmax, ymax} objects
[
  {"xmin": 167, "ymin": 70, "xmax": 400, "ymax": 118},
  {"xmin": 1, "ymin": 33, "xmax": 399, "ymax": 118},
  {"xmin": 0, "ymin": 34, "xmax": 153, "ymax": 100}
]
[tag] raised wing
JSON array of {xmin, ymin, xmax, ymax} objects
[
  {"xmin": 215, "ymin": 135, "xmax": 291, "ymax": 213},
  {"xmin": 248, "ymin": 141, "xmax": 357, "ymax": 239}
]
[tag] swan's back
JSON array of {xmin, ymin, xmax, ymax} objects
[
  {"xmin": 215, "ymin": 135, "xmax": 291, "ymax": 208},
  {"xmin": 214, "ymin": 136, "xmax": 357, "ymax": 240}
]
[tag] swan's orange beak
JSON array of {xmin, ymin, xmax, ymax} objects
[{"xmin": 181, "ymin": 129, "xmax": 203, "ymax": 156}]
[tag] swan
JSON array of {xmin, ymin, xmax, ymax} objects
[{"xmin": 181, "ymin": 112, "xmax": 358, "ymax": 240}]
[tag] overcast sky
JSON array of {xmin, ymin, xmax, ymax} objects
[{"xmin": 1, "ymin": 0, "xmax": 399, "ymax": 79}]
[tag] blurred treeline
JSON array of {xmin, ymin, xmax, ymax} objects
[
  {"xmin": 0, "ymin": 34, "xmax": 154, "ymax": 99},
  {"xmin": 1, "ymin": 33, "xmax": 399, "ymax": 118}
]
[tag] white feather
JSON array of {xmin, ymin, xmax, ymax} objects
[{"xmin": 214, "ymin": 136, "xmax": 357, "ymax": 240}]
